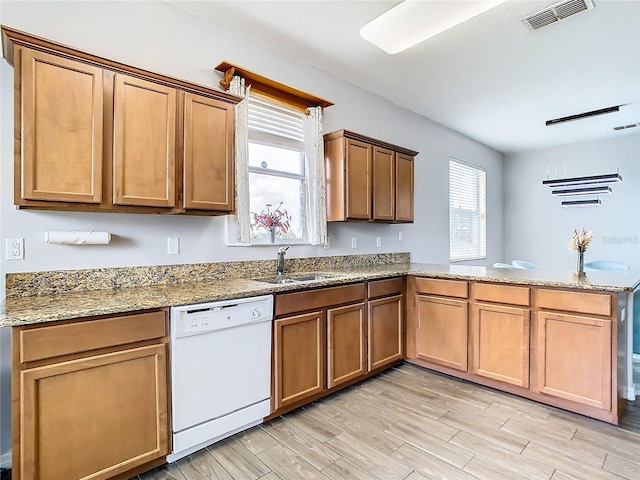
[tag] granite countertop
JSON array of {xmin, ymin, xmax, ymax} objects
[{"xmin": 2, "ymin": 262, "xmax": 639, "ymax": 327}]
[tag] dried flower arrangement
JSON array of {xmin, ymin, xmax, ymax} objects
[
  {"xmin": 569, "ymin": 227, "xmax": 593, "ymax": 253},
  {"xmin": 251, "ymin": 202, "xmax": 291, "ymax": 238}
]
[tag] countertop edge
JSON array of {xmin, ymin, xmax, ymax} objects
[{"xmin": 2, "ymin": 266, "xmax": 637, "ymax": 327}]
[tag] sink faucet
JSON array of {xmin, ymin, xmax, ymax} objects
[{"xmin": 276, "ymin": 246, "xmax": 289, "ymax": 276}]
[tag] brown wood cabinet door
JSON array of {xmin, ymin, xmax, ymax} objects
[
  {"xmin": 20, "ymin": 48, "xmax": 103, "ymax": 203},
  {"xmin": 372, "ymin": 147, "xmax": 395, "ymax": 221},
  {"xmin": 19, "ymin": 344, "xmax": 168, "ymax": 480},
  {"xmin": 345, "ymin": 138, "xmax": 372, "ymax": 220},
  {"xmin": 273, "ymin": 311, "xmax": 325, "ymax": 410},
  {"xmin": 532, "ymin": 311, "xmax": 611, "ymax": 410},
  {"xmin": 395, "ymin": 153, "xmax": 414, "ymax": 222},
  {"xmin": 416, "ymin": 295, "xmax": 468, "ymax": 371},
  {"xmin": 368, "ymin": 295, "xmax": 403, "ymax": 371},
  {"xmin": 327, "ymin": 303, "xmax": 366, "ymax": 388},
  {"xmin": 470, "ymin": 303, "xmax": 530, "ymax": 387},
  {"xmin": 113, "ymin": 74, "xmax": 176, "ymax": 207},
  {"xmin": 183, "ymin": 92, "xmax": 234, "ymax": 211}
]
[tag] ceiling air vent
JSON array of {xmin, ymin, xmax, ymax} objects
[
  {"xmin": 521, "ymin": 0, "xmax": 594, "ymax": 31},
  {"xmin": 613, "ymin": 123, "xmax": 638, "ymax": 131}
]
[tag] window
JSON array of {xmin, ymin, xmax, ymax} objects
[
  {"xmin": 450, "ymin": 159, "xmax": 486, "ymax": 261},
  {"xmin": 248, "ymin": 96, "xmax": 307, "ymax": 242}
]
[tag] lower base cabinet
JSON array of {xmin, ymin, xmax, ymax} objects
[
  {"xmin": 12, "ymin": 310, "xmax": 169, "ymax": 480},
  {"xmin": 271, "ymin": 281, "xmax": 404, "ymax": 417},
  {"xmin": 532, "ymin": 310, "xmax": 612, "ymax": 410},
  {"xmin": 368, "ymin": 294, "xmax": 403, "ymax": 371},
  {"xmin": 273, "ymin": 311, "xmax": 325, "ymax": 410},
  {"xmin": 327, "ymin": 303, "xmax": 366, "ymax": 388},
  {"xmin": 470, "ymin": 302, "xmax": 530, "ymax": 388},
  {"xmin": 416, "ymin": 294, "xmax": 468, "ymax": 371}
]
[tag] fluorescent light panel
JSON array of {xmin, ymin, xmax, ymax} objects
[
  {"xmin": 561, "ymin": 198, "xmax": 602, "ymax": 208},
  {"xmin": 360, "ymin": 0, "xmax": 507, "ymax": 54},
  {"xmin": 551, "ymin": 186, "xmax": 612, "ymax": 197}
]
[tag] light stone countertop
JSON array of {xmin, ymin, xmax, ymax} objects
[{"xmin": 2, "ymin": 263, "xmax": 638, "ymax": 327}]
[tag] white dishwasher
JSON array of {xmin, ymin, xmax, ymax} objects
[{"xmin": 167, "ymin": 294, "xmax": 273, "ymax": 462}]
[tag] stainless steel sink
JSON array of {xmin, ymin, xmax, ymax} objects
[
  {"xmin": 254, "ymin": 273, "xmax": 336, "ymax": 284},
  {"xmin": 257, "ymin": 277, "xmax": 299, "ymax": 285},
  {"xmin": 290, "ymin": 274, "xmax": 334, "ymax": 282}
]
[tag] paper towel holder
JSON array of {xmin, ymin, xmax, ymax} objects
[{"xmin": 44, "ymin": 231, "xmax": 111, "ymax": 245}]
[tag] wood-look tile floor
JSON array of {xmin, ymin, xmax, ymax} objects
[{"xmin": 136, "ymin": 363, "xmax": 640, "ymax": 480}]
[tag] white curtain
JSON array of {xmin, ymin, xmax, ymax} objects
[
  {"xmin": 228, "ymin": 76, "xmax": 252, "ymax": 244},
  {"xmin": 303, "ymin": 106, "xmax": 328, "ymax": 246}
]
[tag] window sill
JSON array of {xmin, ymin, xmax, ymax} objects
[{"xmin": 227, "ymin": 240, "xmax": 312, "ymax": 247}]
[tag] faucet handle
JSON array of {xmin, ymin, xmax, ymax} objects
[{"xmin": 277, "ymin": 246, "xmax": 290, "ymax": 254}]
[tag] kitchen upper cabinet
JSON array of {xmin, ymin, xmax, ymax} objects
[
  {"xmin": 182, "ymin": 93, "xmax": 235, "ymax": 212},
  {"xmin": 395, "ymin": 153, "xmax": 414, "ymax": 222},
  {"xmin": 2, "ymin": 26, "xmax": 239, "ymax": 215},
  {"xmin": 12, "ymin": 310, "xmax": 169, "ymax": 480},
  {"xmin": 113, "ymin": 74, "xmax": 176, "ymax": 207},
  {"xmin": 373, "ymin": 146, "xmax": 395, "ymax": 221},
  {"xmin": 324, "ymin": 130, "xmax": 418, "ymax": 223},
  {"xmin": 345, "ymin": 139, "xmax": 373, "ymax": 220},
  {"xmin": 18, "ymin": 48, "xmax": 103, "ymax": 204}
]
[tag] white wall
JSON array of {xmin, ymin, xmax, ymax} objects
[
  {"xmin": 0, "ymin": 2, "xmax": 505, "ymax": 466},
  {"xmin": 504, "ymin": 134, "xmax": 640, "ymax": 270},
  {"xmin": 0, "ymin": 0, "xmax": 504, "ymax": 296}
]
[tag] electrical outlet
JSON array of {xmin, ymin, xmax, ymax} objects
[
  {"xmin": 5, "ymin": 238, "xmax": 24, "ymax": 260},
  {"xmin": 167, "ymin": 236, "xmax": 180, "ymax": 255},
  {"xmin": 398, "ymin": 230, "xmax": 404, "ymax": 241},
  {"xmin": 376, "ymin": 236, "xmax": 382, "ymax": 248},
  {"xmin": 351, "ymin": 237, "xmax": 357, "ymax": 249}
]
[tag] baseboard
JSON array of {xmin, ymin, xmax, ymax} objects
[{"xmin": 0, "ymin": 450, "xmax": 11, "ymax": 470}]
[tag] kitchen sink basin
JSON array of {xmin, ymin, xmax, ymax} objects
[
  {"xmin": 258, "ymin": 277, "xmax": 299, "ymax": 285},
  {"xmin": 255, "ymin": 273, "xmax": 337, "ymax": 284}
]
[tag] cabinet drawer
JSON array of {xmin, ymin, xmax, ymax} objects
[
  {"xmin": 473, "ymin": 283, "xmax": 530, "ymax": 306},
  {"xmin": 414, "ymin": 278, "xmax": 468, "ymax": 298},
  {"xmin": 275, "ymin": 283, "xmax": 365, "ymax": 317},
  {"xmin": 534, "ymin": 289, "xmax": 612, "ymax": 317},
  {"xmin": 368, "ymin": 277, "xmax": 404, "ymax": 298},
  {"xmin": 19, "ymin": 310, "xmax": 167, "ymax": 363}
]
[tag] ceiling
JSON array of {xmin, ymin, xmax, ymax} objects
[{"xmin": 166, "ymin": 0, "xmax": 640, "ymax": 154}]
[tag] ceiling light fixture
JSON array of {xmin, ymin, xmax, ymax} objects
[
  {"xmin": 360, "ymin": 0, "xmax": 507, "ymax": 54},
  {"xmin": 542, "ymin": 172, "xmax": 622, "ymax": 189},
  {"xmin": 561, "ymin": 199, "xmax": 602, "ymax": 208},
  {"xmin": 551, "ymin": 186, "xmax": 612, "ymax": 197},
  {"xmin": 545, "ymin": 105, "xmax": 620, "ymax": 126}
]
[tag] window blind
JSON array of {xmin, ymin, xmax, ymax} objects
[
  {"xmin": 450, "ymin": 159, "xmax": 487, "ymax": 261},
  {"xmin": 248, "ymin": 95, "xmax": 304, "ymax": 148}
]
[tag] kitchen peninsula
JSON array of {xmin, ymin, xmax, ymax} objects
[{"xmin": 1, "ymin": 255, "xmax": 638, "ymax": 480}]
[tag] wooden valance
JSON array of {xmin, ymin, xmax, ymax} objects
[{"xmin": 215, "ymin": 61, "xmax": 334, "ymax": 113}]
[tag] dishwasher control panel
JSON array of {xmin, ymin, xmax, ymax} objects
[{"xmin": 171, "ymin": 295, "xmax": 274, "ymax": 338}]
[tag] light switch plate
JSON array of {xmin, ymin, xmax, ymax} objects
[
  {"xmin": 351, "ymin": 237, "xmax": 357, "ymax": 249},
  {"xmin": 376, "ymin": 236, "xmax": 382, "ymax": 248}
]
